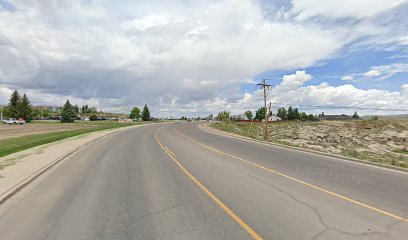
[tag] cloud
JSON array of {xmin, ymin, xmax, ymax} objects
[
  {"xmin": 341, "ymin": 75, "xmax": 354, "ymax": 81},
  {"xmin": 281, "ymin": 71, "xmax": 313, "ymax": 89},
  {"xmin": 402, "ymin": 84, "xmax": 408, "ymax": 96},
  {"xmin": 0, "ymin": 0, "xmax": 347, "ymax": 112},
  {"xmin": 0, "ymin": 0, "xmax": 407, "ymax": 116},
  {"xmin": 364, "ymin": 69, "xmax": 382, "ymax": 77},
  {"xmin": 291, "ymin": 0, "xmax": 407, "ymax": 20},
  {"xmin": 231, "ymin": 71, "xmax": 408, "ymax": 116},
  {"xmin": 340, "ymin": 63, "xmax": 408, "ymax": 81},
  {"xmin": 368, "ymin": 63, "xmax": 408, "ymax": 80}
]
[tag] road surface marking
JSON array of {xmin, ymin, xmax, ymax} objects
[
  {"xmin": 164, "ymin": 145, "xmax": 176, "ymax": 157},
  {"xmin": 174, "ymin": 127, "xmax": 408, "ymax": 222},
  {"xmin": 155, "ymin": 130, "xmax": 263, "ymax": 240}
]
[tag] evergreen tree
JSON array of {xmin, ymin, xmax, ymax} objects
[
  {"xmin": 287, "ymin": 106, "xmax": 294, "ymax": 120},
  {"xmin": 141, "ymin": 104, "xmax": 150, "ymax": 121},
  {"xmin": 61, "ymin": 100, "xmax": 77, "ymax": 123},
  {"xmin": 293, "ymin": 108, "xmax": 300, "ymax": 120},
  {"xmin": 308, "ymin": 114, "xmax": 315, "ymax": 121},
  {"xmin": 300, "ymin": 112, "xmax": 308, "ymax": 121},
  {"xmin": 8, "ymin": 90, "xmax": 20, "ymax": 118},
  {"xmin": 277, "ymin": 107, "xmax": 287, "ymax": 119},
  {"xmin": 352, "ymin": 111, "xmax": 359, "ymax": 119},
  {"xmin": 130, "ymin": 107, "xmax": 141, "ymax": 119},
  {"xmin": 18, "ymin": 94, "xmax": 32, "ymax": 122},
  {"xmin": 74, "ymin": 105, "xmax": 79, "ymax": 115}
]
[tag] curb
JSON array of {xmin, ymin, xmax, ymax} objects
[
  {"xmin": 0, "ymin": 123, "xmax": 156, "ymax": 204},
  {"xmin": 200, "ymin": 123, "xmax": 408, "ymax": 174}
]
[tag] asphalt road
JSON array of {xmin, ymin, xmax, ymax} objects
[{"xmin": 0, "ymin": 122, "xmax": 407, "ymax": 239}]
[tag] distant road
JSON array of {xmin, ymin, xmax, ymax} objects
[{"xmin": 0, "ymin": 122, "xmax": 407, "ymax": 239}]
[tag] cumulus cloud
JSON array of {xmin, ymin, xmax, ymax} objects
[
  {"xmin": 231, "ymin": 71, "xmax": 408, "ymax": 116},
  {"xmin": 281, "ymin": 71, "xmax": 313, "ymax": 89},
  {"xmin": 0, "ymin": 0, "xmax": 407, "ymax": 116}
]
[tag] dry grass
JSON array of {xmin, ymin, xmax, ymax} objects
[{"xmin": 211, "ymin": 119, "xmax": 408, "ymax": 168}]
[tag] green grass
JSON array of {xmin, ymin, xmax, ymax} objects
[
  {"xmin": 0, "ymin": 121, "xmax": 146, "ymax": 158},
  {"xmin": 393, "ymin": 148, "xmax": 408, "ymax": 154}
]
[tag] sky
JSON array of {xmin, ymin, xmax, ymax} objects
[{"xmin": 0, "ymin": 0, "xmax": 407, "ymax": 117}]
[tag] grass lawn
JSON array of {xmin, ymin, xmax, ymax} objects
[{"xmin": 0, "ymin": 121, "xmax": 147, "ymax": 158}]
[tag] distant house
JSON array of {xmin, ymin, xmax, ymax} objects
[
  {"xmin": 232, "ymin": 114, "xmax": 249, "ymax": 121},
  {"xmin": 319, "ymin": 112, "xmax": 352, "ymax": 121},
  {"xmin": 268, "ymin": 115, "xmax": 282, "ymax": 122}
]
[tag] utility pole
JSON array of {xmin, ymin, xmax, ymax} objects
[{"xmin": 257, "ymin": 78, "xmax": 273, "ymax": 141}]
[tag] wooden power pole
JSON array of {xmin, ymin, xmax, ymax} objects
[{"xmin": 257, "ymin": 78, "xmax": 272, "ymax": 141}]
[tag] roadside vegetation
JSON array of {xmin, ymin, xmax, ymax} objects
[
  {"xmin": 0, "ymin": 121, "xmax": 145, "ymax": 159},
  {"xmin": 211, "ymin": 119, "xmax": 408, "ymax": 168}
]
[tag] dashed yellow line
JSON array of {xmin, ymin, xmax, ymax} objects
[
  {"xmin": 173, "ymin": 127, "xmax": 408, "ymax": 222},
  {"xmin": 155, "ymin": 130, "xmax": 263, "ymax": 239}
]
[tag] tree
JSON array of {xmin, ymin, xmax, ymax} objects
[
  {"xmin": 18, "ymin": 94, "xmax": 32, "ymax": 122},
  {"xmin": 2, "ymin": 106, "xmax": 10, "ymax": 118},
  {"xmin": 74, "ymin": 105, "xmax": 79, "ymax": 115},
  {"xmin": 8, "ymin": 90, "xmax": 21, "ymax": 118},
  {"xmin": 180, "ymin": 116, "xmax": 187, "ymax": 120},
  {"xmin": 293, "ymin": 108, "xmax": 300, "ymax": 120},
  {"xmin": 244, "ymin": 110, "xmax": 253, "ymax": 120},
  {"xmin": 352, "ymin": 111, "xmax": 359, "ymax": 119},
  {"xmin": 89, "ymin": 114, "xmax": 98, "ymax": 121},
  {"xmin": 142, "ymin": 104, "xmax": 150, "ymax": 121},
  {"xmin": 31, "ymin": 108, "xmax": 41, "ymax": 119},
  {"xmin": 300, "ymin": 112, "xmax": 308, "ymax": 121},
  {"xmin": 287, "ymin": 106, "xmax": 294, "ymax": 120},
  {"xmin": 207, "ymin": 114, "xmax": 213, "ymax": 120},
  {"xmin": 129, "ymin": 107, "xmax": 141, "ymax": 119},
  {"xmin": 216, "ymin": 111, "xmax": 230, "ymax": 121},
  {"xmin": 43, "ymin": 108, "xmax": 51, "ymax": 118},
  {"xmin": 61, "ymin": 100, "xmax": 77, "ymax": 123},
  {"xmin": 255, "ymin": 107, "xmax": 266, "ymax": 120},
  {"xmin": 277, "ymin": 107, "xmax": 287, "ymax": 119}
]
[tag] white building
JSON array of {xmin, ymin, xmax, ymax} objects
[{"xmin": 268, "ymin": 115, "xmax": 282, "ymax": 122}]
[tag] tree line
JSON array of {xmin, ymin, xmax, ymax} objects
[
  {"xmin": 3, "ymin": 90, "xmax": 33, "ymax": 122},
  {"xmin": 216, "ymin": 106, "xmax": 320, "ymax": 122},
  {"xmin": 129, "ymin": 104, "xmax": 151, "ymax": 121}
]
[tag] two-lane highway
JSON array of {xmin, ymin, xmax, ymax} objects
[{"xmin": 0, "ymin": 123, "xmax": 407, "ymax": 239}]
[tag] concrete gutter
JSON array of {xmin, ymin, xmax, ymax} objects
[{"xmin": 200, "ymin": 123, "xmax": 408, "ymax": 174}]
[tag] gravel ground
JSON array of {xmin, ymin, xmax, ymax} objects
[{"xmin": 211, "ymin": 119, "xmax": 408, "ymax": 168}]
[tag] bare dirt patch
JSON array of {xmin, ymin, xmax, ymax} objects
[
  {"xmin": 211, "ymin": 119, "xmax": 408, "ymax": 168},
  {"xmin": 0, "ymin": 124, "xmax": 92, "ymax": 140}
]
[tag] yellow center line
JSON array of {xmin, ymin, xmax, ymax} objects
[
  {"xmin": 164, "ymin": 145, "xmax": 176, "ymax": 157},
  {"xmin": 173, "ymin": 127, "xmax": 408, "ymax": 222},
  {"xmin": 155, "ymin": 130, "xmax": 263, "ymax": 240}
]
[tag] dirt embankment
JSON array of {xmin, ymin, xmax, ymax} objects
[{"xmin": 211, "ymin": 119, "xmax": 408, "ymax": 168}]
